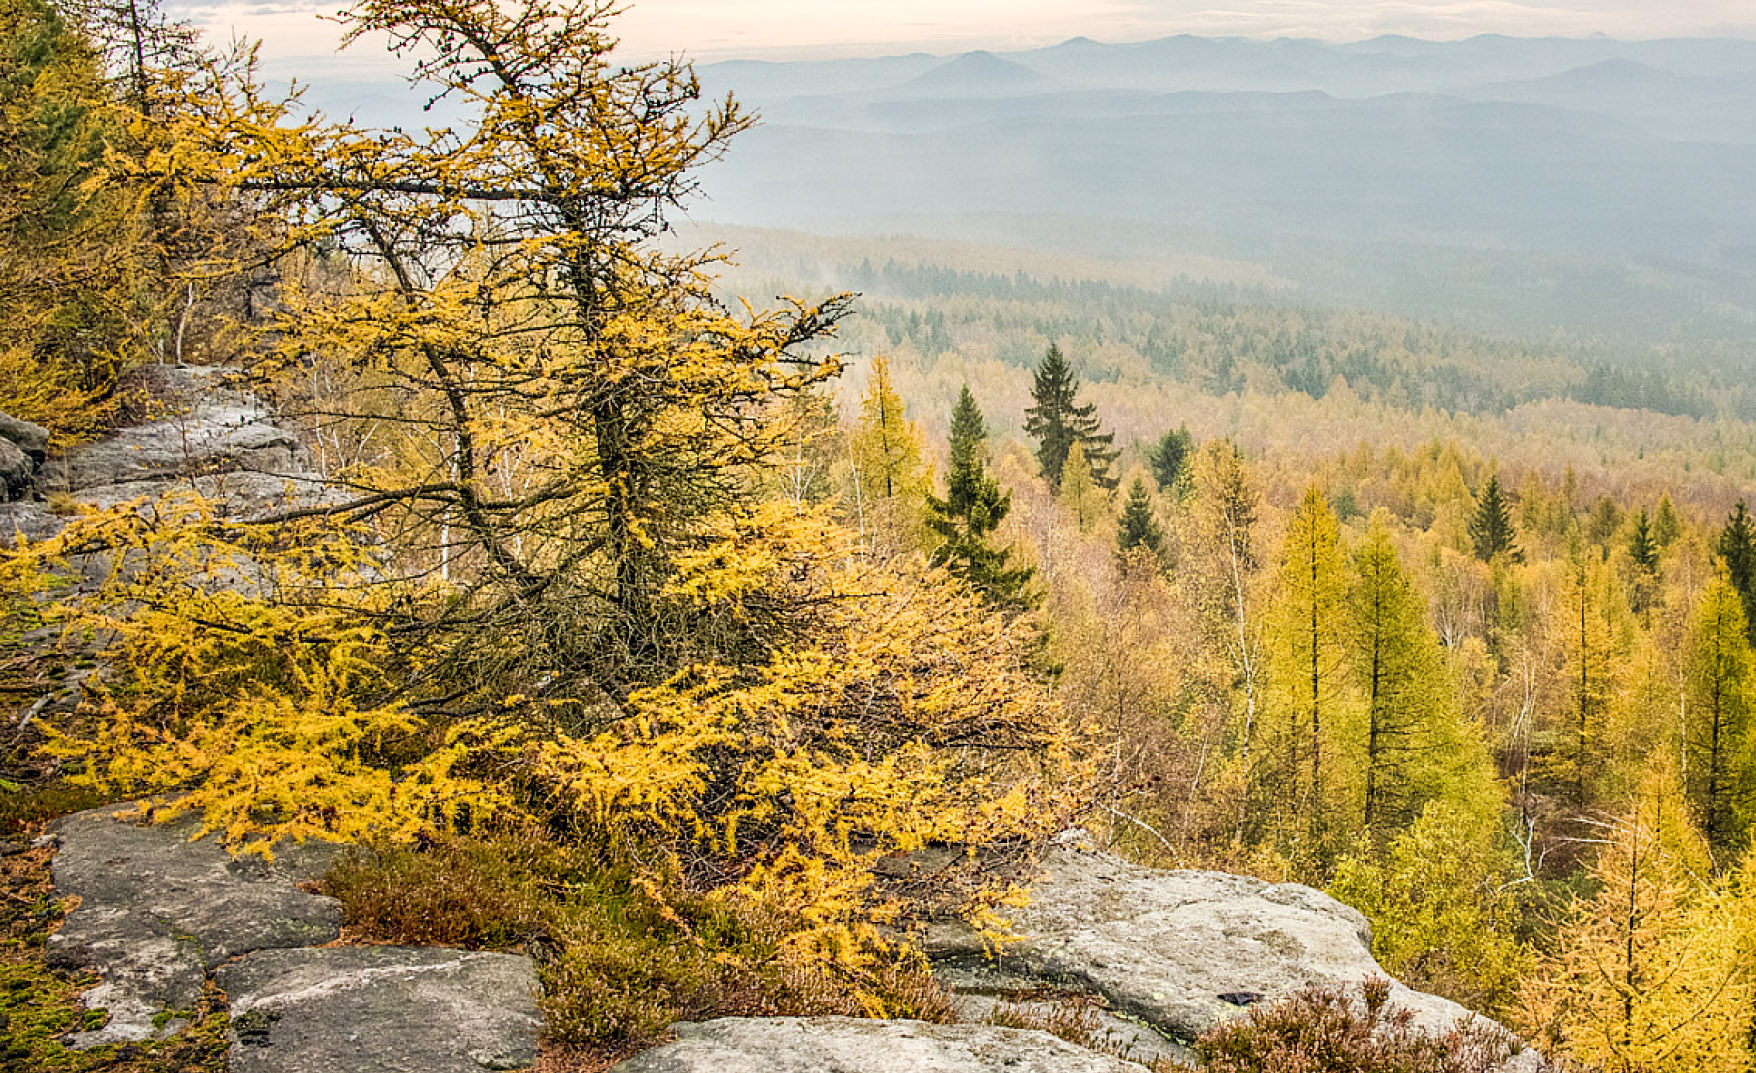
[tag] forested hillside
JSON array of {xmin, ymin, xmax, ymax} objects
[
  {"xmin": 689, "ymin": 222, "xmax": 1756, "ymax": 1067},
  {"xmin": 9, "ymin": 1, "xmax": 1756, "ymax": 1071}
]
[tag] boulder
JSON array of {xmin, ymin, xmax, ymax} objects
[
  {"xmin": 37, "ymin": 367, "xmax": 316, "ymax": 497},
  {"xmin": 0, "ymin": 500, "xmax": 66, "ymax": 547},
  {"xmin": 606, "ymin": 1016, "xmax": 1150, "ymax": 1073},
  {"xmin": 46, "ymin": 403, "xmax": 310, "ymax": 494},
  {"xmin": 214, "ymin": 946, "xmax": 542, "ymax": 1073},
  {"xmin": 0, "ymin": 409, "xmax": 49, "ymax": 463},
  {"xmin": 46, "ymin": 806, "xmax": 343, "ymax": 1047},
  {"xmin": 0, "ymin": 436, "xmax": 30, "ymax": 501},
  {"xmin": 924, "ymin": 833, "xmax": 1531, "ymax": 1061}
]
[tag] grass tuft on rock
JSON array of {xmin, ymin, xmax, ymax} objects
[{"xmin": 1197, "ymin": 978, "xmax": 1522, "ymax": 1073}]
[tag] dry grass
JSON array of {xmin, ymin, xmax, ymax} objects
[{"xmin": 323, "ymin": 832, "xmax": 955, "ymax": 1048}]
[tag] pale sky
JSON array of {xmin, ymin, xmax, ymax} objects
[{"xmin": 168, "ymin": 0, "xmax": 1756, "ymax": 78}]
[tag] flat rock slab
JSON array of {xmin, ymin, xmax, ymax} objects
[
  {"xmin": 42, "ymin": 367, "xmax": 312, "ymax": 495},
  {"xmin": 47, "ymin": 806, "xmax": 343, "ymax": 1047},
  {"xmin": 214, "ymin": 946, "xmax": 541, "ymax": 1073},
  {"xmin": 925, "ymin": 834, "xmax": 1482, "ymax": 1045},
  {"xmin": 608, "ymin": 1016, "xmax": 1150, "ymax": 1073}
]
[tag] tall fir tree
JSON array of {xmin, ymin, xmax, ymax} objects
[
  {"xmin": 1717, "ymin": 501, "xmax": 1756, "ymax": 642},
  {"xmin": 1653, "ymin": 491, "xmax": 1683, "ymax": 547},
  {"xmin": 926, "ymin": 386, "xmax": 1035, "ymax": 611},
  {"xmin": 848, "ymin": 354, "xmax": 930, "ymax": 547},
  {"xmin": 1147, "ymin": 425, "xmax": 1195, "ymax": 494},
  {"xmin": 1116, "ymin": 476, "xmax": 1164, "ymax": 562},
  {"xmin": 1629, "ymin": 509, "xmax": 1660, "ymax": 573},
  {"xmin": 1023, "ymin": 343, "xmax": 1119, "ymax": 491},
  {"xmin": 1628, "ymin": 508, "xmax": 1661, "ymax": 615},
  {"xmin": 1684, "ymin": 569, "xmax": 1756, "ymax": 858},
  {"xmin": 1469, "ymin": 475, "xmax": 1521, "ymax": 563}
]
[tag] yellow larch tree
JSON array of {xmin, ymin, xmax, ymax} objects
[
  {"xmin": 1519, "ymin": 765, "xmax": 1753, "ymax": 1073},
  {"xmin": 848, "ymin": 354, "xmax": 931, "ymax": 549},
  {"xmin": 1257, "ymin": 485, "xmax": 1354, "ymax": 861}
]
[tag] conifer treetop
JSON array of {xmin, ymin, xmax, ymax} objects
[{"xmin": 1024, "ymin": 343, "xmax": 1119, "ymax": 491}]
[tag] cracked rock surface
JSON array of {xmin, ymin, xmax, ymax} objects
[
  {"xmin": 923, "ymin": 833, "xmax": 1541, "ymax": 1071},
  {"xmin": 46, "ymin": 806, "xmax": 545, "ymax": 1071},
  {"xmin": 607, "ymin": 1016, "xmax": 1151, "ymax": 1073},
  {"xmin": 46, "ymin": 806, "xmax": 343, "ymax": 1048},
  {"xmin": 215, "ymin": 946, "xmax": 541, "ymax": 1073}
]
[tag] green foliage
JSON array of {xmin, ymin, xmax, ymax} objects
[
  {"xmin": 1653, "ymin": 492, "xmax": 1683, "ymax": 547},
  {"xmin": 1628, "ymin": 510, "xmax": 1659, "ymax": 573},
  {"xmin": 848, "ymin": 354, "xmax": 930, "ymax": 547},
  {"xmin": 1023, "ymin": 343, "xmax": 1118, "ymax": 490},
  {"xmin": 1147, "ymin": 425, "xmax": 1195, "ymax": 494},
  {"xmin": 927, "ymin": 386, "xmax": 1036, "ymax": 610},
  {"xmin": 1059, "ymin": 439, "xmax": 1103, "ymax": 533},
  {"xmin": 1116, "ymin": 477, "xmax": 1164, "ymax": 561},
  {"xmin": 1344, "ymin": 521, "xmax": 1490, "ymax": 837},
  {"xmin": 1198, "ymin": 978, "xmax": 1519, "ymax": 1073},
  {"xmin": 1258, "ymin": 486, "xmax": 1352, "ymax": 857},
  {"xmin": 1683, "ymin": 569, "xmax": 1756, "ymax": 857},
  {"xmin": 1543, "ymin": 548, "xmax": 1631, "ymax": 806},
  {"xmin": 324, "ymin": 833, "xmax": 955, "ymax": 1045},
  {"xmin": 1468, "ymin": 476, "xmax": 1520, "ymax": 564},
  {"xmin": 1329, "ymin": 801, "xmax": 1531, "ymax": 1017},
  {"xmin": 1719, "ymin": 502, "xmax": 1756, "ymax": 643}
]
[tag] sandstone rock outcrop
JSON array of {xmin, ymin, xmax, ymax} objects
[
  {"xmin": 41, "ymin": 366, "xmax": 329, "ymax": 518},
  {"xmin": 45, "ymin": 806, "xmax": 545, "ymax": 1072},
  {"xmin": 0, "ymin": 410, "xmax": 49, "ymax": 464},
  {"xmin": 0, "ymin": 435, "xmax": 30, "ymax": 501},
  {"xmin": 46, "ymin": 807, "xmax": 344, "ymax": 1047},
  {"xmin": 608, "ymin": 1016, "xmax": 1152, "ymax": 1073},
  {"xmin": 924, "ymin": 831, "xmax": 1543, "ymax": 1070},
  {"xmin": 215, "ymin": 947, "xmax": 541, "ymax": 1073}
]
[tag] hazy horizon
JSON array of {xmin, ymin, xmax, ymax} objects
[{"xmin": 167, "ymin": 1, "xmax": 1756, "ymax": 78}]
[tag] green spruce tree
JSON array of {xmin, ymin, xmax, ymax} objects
[
  {"xmin": 1627, "ymin": 508, "xmax": 1661, "ymax": 615},
  {"xmin": 1469, "ymin": 475, "xmax": 1521, "ymax": 563},
  {"xmin": 927, "ymin": 386, "xmax": 1035, "ymax": 611},
  {"xmin": 1023, "ymin": 344, "xmax": 1118, "ymax": 491},
  {"xmin": 1629, "ymin": 509, "xmax": 1660, "ymax": 573},
  {"xmin": 1653, "ymin": 492, "xmax": 1682, "ymax": 547},
  {"xmin": 1148, "ymin": 425, "xmax": 1195, "ymax": 494},
  {"xmin": 1717, "ymin": 501, "xmax": 1756, "ymax": 641},
  {"xmin": 1116, "ymin": 476, "xmax": 1164, "ymax": 562}
]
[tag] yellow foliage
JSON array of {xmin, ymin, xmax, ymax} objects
[
  {"xmin": 1518, "ymin": 764, "xmax": 1753, "ymax": 1072},
  {"xmin": 537, "ymin": 510, "xmax": 1092, "ymax": 977},
  {"xmin": 9, "ymin": 495, "xmax": 514, "ymax": 856}
]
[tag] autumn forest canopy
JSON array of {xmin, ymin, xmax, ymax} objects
[{"xmin": 10, "ymin": 0, "xmax": 1756, "ymax": 1070}]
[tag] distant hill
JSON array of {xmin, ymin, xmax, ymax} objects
[
  {"xmin": 898, "ymin": 51, "xmax": 1053, "ymax": 97},
  {"xmin": 686, "ymin": 34, "xmax": 1756, "ymax": 346}
]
